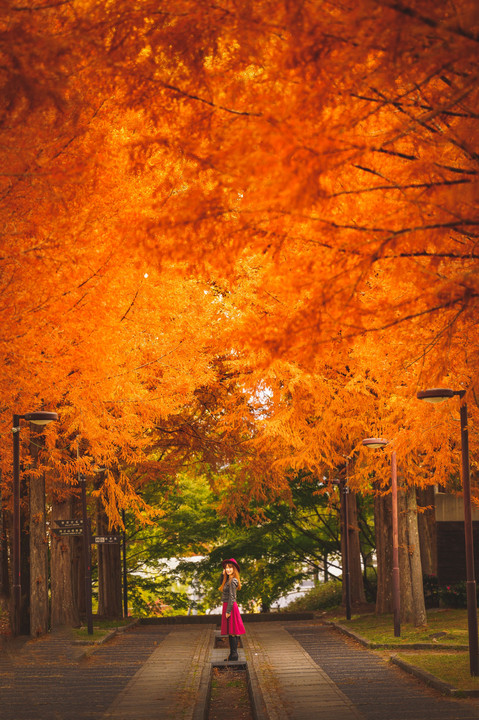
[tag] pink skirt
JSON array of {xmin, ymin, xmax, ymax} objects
[{"xmin": 221, "ymin": 601, "xmax": 245, "ymax": 636}]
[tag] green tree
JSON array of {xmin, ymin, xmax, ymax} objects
[
  {"xmin": 123, "ymin": 472, "xmax": 222, "ymax": 616},
  {"xmin": 179, "ymin": 469, "xmax": 376, "ymax": 613}
]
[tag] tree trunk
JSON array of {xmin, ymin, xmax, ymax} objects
[
  {"xmin": 341, "ymin": 491, "xmax": 366, "ymax": 606},
  {"xmin": 398, "ymin": 483, "xmax": 427, "ymax": 626},
  {"xmin": 0, "ymin": 512, "xmax": 9, "ymax": 601},
  {"xmin": 50, "ymin": 497, "xmax": 80, "ymax": 628},
  {"xmin": 416, "ymin": 486, "xmax": 437, "ymax": 576},
  {"xmin": 374, "ymin": 489, "xmax": 393, "ymax": 614},
  {"xmin": 20, "ymin": 473, "xmax": 30, "ymax": 635},
  {"xmin": 398, "ymin": 483, "xmax": 413, "ymax": 622},
  {"xmin": 96, "ymin": 500, "xmax": 122, "ymax": 619},
  {"xmin": 71, "ymin": 494, "xmax": 85, "ymax": 617},
  {"xmin": 405, "ymin": 487, "xmax": 427, "ymax": 626},
  {"xmin": 74, "ymin": 536, "xmax": 86, "ymax": 617},
  {"xmin": 0, "ymin": 478, "xmax": 11, "ymax": 629},
  {"xmin": 29, "ymin": 427, "xmax": 49, "ymax": 637},
  {"xmin": 0, "ymin": 476, "xmax": 10, "ymax": 602},
  {"xmin": 29, "ymin": 470, "xmax": 49, "ymax": 636}
]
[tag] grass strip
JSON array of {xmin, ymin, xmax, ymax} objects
[
  {"xmin": 327, "ymin": 607, "xmax": 469, "ymax": 646},
  {"xmin": 73, "ymin": 617, "xmax": 134, "ymax": 642},
  {"xmin": 395, "ymin": 651, "xmax": 479, "ymax": 691}
]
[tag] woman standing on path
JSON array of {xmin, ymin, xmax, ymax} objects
[{"xmin": 220, "ymin": 558, "xmax": 245, "ymax": 661}]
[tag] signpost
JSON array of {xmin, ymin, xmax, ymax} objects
[
  {"xmin": 51, "ymin": 519, "xmax": 84, "ymax": 536},
  {"xmin": 55, "ymin": 519, "xmax": 84, "ymax": 528},
  {"xmin": 93, "ymin": 536, "xmax": 120, "ymax": 544},
  {"xmin": 51, "ymin": 507, "xmax": 93, "ymax": 635},
  {"xmin": 50, "ymin": 465, "xmax": 128, "ymax": 631},
  {"xmin": 51, "ymin": 526, "xmax": 84, "ymax": 536}
]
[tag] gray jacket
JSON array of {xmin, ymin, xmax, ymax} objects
[{"xmin": 221, "ymin": 577, "xmax": 238, "ymax": 614}]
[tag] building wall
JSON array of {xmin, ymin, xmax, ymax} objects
[
  {"xmin": 435, "ymin": 492, "xmax": 479, "ymax": 523},
  {"xmin": 436, "ymin": 521, "xmax": 479, "ymax": 585}
]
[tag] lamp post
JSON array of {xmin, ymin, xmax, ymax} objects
[
  {"xmin": 417, "ymin": 387, "xmax": 478, "ymax": 676},
  {"xmin": 121, "ymin": 508, "xmax": 128, "ymax": 619},
  {"xmin": 332, "ymin": 458, "xmax": 351, "ymax": 620},
  {"xmin": 79, "ymin": 473, "xmax": 93, "ymax": 635},
  {"xmin": 12, "ymin": 411, "xmax": 58, "ymax": 636},
  {"xmin": 363, "ymin": 437, "xmax": 400, "ymax": 637},
  {"xmin": 342, "ymin": 456, "xmax": 351, "ymax": 621}
]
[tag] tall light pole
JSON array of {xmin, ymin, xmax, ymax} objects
[
  {"xmin": 342, "ymin": 455, "xmax": 351, "ymax": 621},
  {"xmin": 79, "ymin": 473, "xmax": 93, "ymax": 635},
  {"xmin": 417, "ymin": 387, "xmax": 478, "ymax": 676},
  {"xmin": 12, "ymin": 411, "xmax": 58, "ymax": 636},
  {"xmin": 363, "ymin": 437, "xmax": 400, "ymax": 637},
  {"xmin": 121, "ymin": 508, "xmax": 128, "ymax": 619}
]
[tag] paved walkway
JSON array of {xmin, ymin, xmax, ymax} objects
[
  {"xmin": 103, "ymin": 625, "xmax": 214, "ymax": 720},
  {"xmin": 2, "ymin": 620, "xmax": 479, "ymax": 719},
  {"xmin": 244, "ymin": 623, "xmax": 363, "ymax": 720},
  {"xmin": 288, "ymin": 623, "xmax": 479, "ymax": 720}
]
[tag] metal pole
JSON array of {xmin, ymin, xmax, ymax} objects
[
  {"xmin": 341, "ymin": 454, "xmax": 351, "ymax": 620},
  {"xmin": 459, "ymin": 398, "xmax": 479, "ymax": 676},
  {"xmin": 121, "ymin": 509, "xmax": 128, "ymax": 619},
  {"xmin": 12, "ymin": 414, "xmax": 21, "ymax": 636},
  {"xmin": 80, "ymin": 474, "xmax": 93, "ymax": 635},
  {"xmin": 342, "ymin": 479, "xmax": 351, "ymax": 620},
  {"xmin": 391, "ymin": 450, "xmax": 401, "ymax": 637}
]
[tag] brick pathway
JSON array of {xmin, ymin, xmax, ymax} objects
[
  {"xmin": 3, "ymin": 620, "xmax": 479, "ymax": 720},
  {"xmin": 0, "ymin": 625, "xmax": 176, "ymax": 720},
  {"xmin": 103, "ymin": 625, "xmax": 214, "ymax": 720},
  {"xmin": 244, "ymin": 623, "xmax": 363, "ymax": 720},
  {"xmin": 289, "ymin": 624, "xmax": 479, "ymax": 720}
]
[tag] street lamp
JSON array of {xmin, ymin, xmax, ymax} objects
[
  {"xmin": 363, "ymin": 437, "xmax": 400, "ymax": 637},
  {"xmin": 12, "ymin": 411, "xmax": 58, "ymax": 635},
  {"xmin": 332, "ymin": 464, "xmax": 351, "ymax": 621},
  {"xmin": 79, "ymin": 473, "xmax": 94, "ymax": 635},
  {"xmin": 342, "ymin": 456, "xmax": 352, "ymax": 621},
  {"xmin": 417, "ymin": 387, "xmax": 478, "ymax": 676}
]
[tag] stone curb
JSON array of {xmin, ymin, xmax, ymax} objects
[
  {"xmin": 390, "ymin": 655, "xmax": 479, "ymax": 698},
  {"xmin": 322, "ymin": 620, "xmax": 468, "ymax": 650},
  {"xmin": 325, "ymin": 620, "xmax": 479, "ymax": 697},
  {"xmin": 140, "ymin": 611, "xmax": 315, "ymax": 625}
]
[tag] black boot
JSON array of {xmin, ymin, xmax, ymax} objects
[
  {"xmin": 228, "ymin": 634, "xmax": 238, "ymax": 661},
  {"xmin": 224, "ymin": 635, "xmax": 233, "ymax": 661}
]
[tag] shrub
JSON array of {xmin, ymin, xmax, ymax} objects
[
  {"xmin": 439, "ymin": 581, "xmax": 468, "ymax": 608},
  {"xmin": 283, "ymin": 580, "xmax": 343, "ymax": 612},
  {"xmin": 423, "ymin": 574, "xmax": 440, "ymax": 608},
  {"xmin": 363, "ymin": 567, "xmax": 377, "ymax": 604}
]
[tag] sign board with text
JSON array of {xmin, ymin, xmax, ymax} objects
[
  {"xmin": 55, "ymin": 519, "xmax": 84, "ymax": 528},
  {"xmin": 94, "ymin": 536, "xmax": 120, "ymax": 544},
  {"xmin": 51, "ymin": 527, "xmax": 84, "ymax": 536}
]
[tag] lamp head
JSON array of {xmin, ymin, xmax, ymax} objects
[
  {"xmin": 363, "ymin": 437, "xmax": 389, "ymax": 449},
  {"xmin": 417, "ymin": 388, "xmax": 455, "ymax": 404},
  {"xmin": 23, "ymin": 411, "xmax": 58, "ymax": 425}
]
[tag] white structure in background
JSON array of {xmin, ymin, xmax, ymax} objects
[
  {"xmin": 270, "ymin": 576, "xmax": 316, "ymax": 610},
  {"xmin": 158, "ymin": 556, "xmax": 343, "ymax": 614}
]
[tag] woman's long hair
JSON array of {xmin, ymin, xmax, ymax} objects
[{"xmin": 219, "ymin": 564, "xmax": 242, "ymax": 591}]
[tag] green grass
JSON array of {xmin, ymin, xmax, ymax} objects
[
  {"xmin": 395, "ymin": 652, "xmax": 479, "ymax": 691},
  {"xmin": 328, "ymin": 608, "xmax": 469, "ymax": 646}
]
